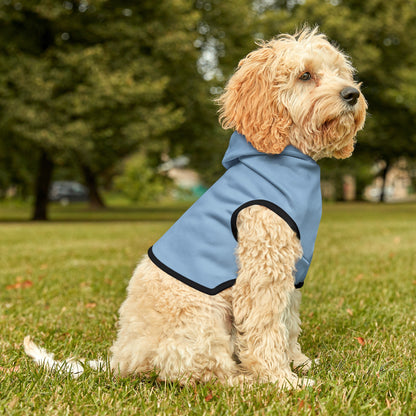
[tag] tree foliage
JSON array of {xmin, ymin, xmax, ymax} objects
[
  {"xmin": 1, "ymin": 0, "xmax": 416, "ymax": 212},
  {"xmin": 114, "ymin": 153, "xmax": 169, "ymax": 203},
  {"xmin": 0, "ymin": 1, "xmax": 197, "ymax": 217},
  {"xmin": 0, "ymin": 0, "xmax": 256, "ymax": 217}
]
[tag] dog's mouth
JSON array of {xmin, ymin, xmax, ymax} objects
[
  {"xmin": 321, "ymin": 109, "xmax": 361, "ymax": 133},
  {"xmin": 321, "ymin": 118, "xmax": 335, "ymax": 131},
  {"xmin": 320, "ymin": 117, "xmax": 344, "ymax": 134},
  {"xmin": 320, "ymin": 96, "xmax": 366, "ymax": 132},
  {"xmin": 318, "ymin": 114, "xmax": 359, "ymax": 159}
]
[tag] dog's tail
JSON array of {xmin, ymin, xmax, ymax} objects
[{"xmin": 23, "ymin": 336, "xmax": 106, "ymax": 378}]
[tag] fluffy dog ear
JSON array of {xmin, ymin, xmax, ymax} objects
[{"xmin": 218, "ymin": 45, "xmax": 292, "ymax": 154}]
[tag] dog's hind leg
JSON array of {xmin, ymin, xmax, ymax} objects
[
  {"xmin": 150, "ymin": 287, "xmax": 242, "ymax": 385},
  {"xmin": 110, "ymin": 260, "xmax": 170, "ymax": 377},
  {"xmin": 232, "ymin": 205, "xmax": 314, "ymax": 388},
  {"xmin": 111, "ymin": 259, "xmax": 241, "ymax": 384}
]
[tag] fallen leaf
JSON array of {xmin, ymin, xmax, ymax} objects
[
  {"xmin": 355, "ymin": 337, "xmax": 365, "ymax": 346},
  {"xmin": 346, "ymin": 308, "xmax": 353, "ymax": 316},
  {"xmin": 204, "ymin": 390, "xmax": 213, "ymax": 402},
  {"xmin": 85, "ymin": 302, "xmax": 97, "ymax": 309},
  {"xmin": 354, "ymin": 274, "xmax": 364, "ymax": 281},
  {"xmin": 6, "ymin": 280, "xmax": 33, "ymax": 290},
  {"xmin": 412, "ymin": 281, "xmax": 416, "ymax": 285},
  {"xmin": 6, "ymin": 284, "xmax": 17, "ymax": 290}
]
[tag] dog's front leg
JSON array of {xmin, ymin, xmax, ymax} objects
[
  {"xmin": 285, "ymin": 289, "xmax": 316, "ymax": 373},
  {"xmin": 232, "ymin": 205, "xmax": 313, "ymax": 388}
]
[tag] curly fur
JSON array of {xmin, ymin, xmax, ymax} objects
[
  {"xmin": 25, "ymin": 27, "xmax": 366, "ymax": 389},
  {"xmin": 218, "ymin": 27, "xmax": 366, "ymax": 159},
  {"xmin": 109, "ymin": 28, "xmax": 366, "ymax": 387}
]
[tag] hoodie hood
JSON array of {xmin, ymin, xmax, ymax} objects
[{"xmin": 222, "ymin": 131, "xmax": 314, "ymax": 169}]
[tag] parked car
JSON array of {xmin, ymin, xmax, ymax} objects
[{"xmin": 49, "ymin": 181, "xmax": 89, "ymax": 205}]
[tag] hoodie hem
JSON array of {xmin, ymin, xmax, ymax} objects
[{"xmin": 148, "ymin": 246, "xmax": 236, "ymax": 296}]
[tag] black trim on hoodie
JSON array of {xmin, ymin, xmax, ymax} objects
[
  {"xmin": 148, "ymin": 246, "xmax": 236, "ymax": 295},
  {"xmin": 231, "ymin": 199, "xmax": 301, "ymax": 241}
]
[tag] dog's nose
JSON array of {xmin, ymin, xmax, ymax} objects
[
  {"xmin": 340, "ymin": 87, "xmax": 360, "ymax": 106},
  {"xmin": 340, "ymin": 87, "xmax": 360, "ymax": 105}
]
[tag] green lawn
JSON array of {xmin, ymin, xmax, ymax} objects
[{"xmin": 1, "ymin": 202, "xmax": 415, "ymax": 415}]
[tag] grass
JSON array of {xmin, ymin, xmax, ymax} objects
[{"xmin": 0, "ymin": 201, "xmax": 415, "ymax": 415}]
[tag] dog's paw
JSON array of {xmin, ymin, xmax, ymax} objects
[
  {"xmin": 298, "ymin": 377, "xmax": 315, "ymax": 388},
  {"xmin": 279, "ymin": 374, "xmax": 315, "ymax": 389},
  {"xmin": 293, "ymin": 356, "xmax": 319, "ymax": 373}
]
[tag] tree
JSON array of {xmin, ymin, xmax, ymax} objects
[
  {"xmin": 0, "ymin": 1, "xmax": 195, "ymax": 219},
  {"xmin": 0, "ymin": 0, "xmax": 258, "ymax": 217}
]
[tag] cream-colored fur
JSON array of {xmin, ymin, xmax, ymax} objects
[
  {"xmin": 110, "ymin": 28, "xmax": 366, "ymax": 387},
  {"xmin": 25, "ymin": 28, "xmax": 366, "ymax": 388}
]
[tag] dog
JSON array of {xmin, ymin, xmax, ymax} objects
[{"xmin": 25, "ymin": 27, "xmax": 366, "ymax": 388}]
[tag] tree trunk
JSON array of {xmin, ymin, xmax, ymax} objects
[
  {"xmin": 379, "ymin": 160, "xmax": 390, "ymax": 203},
  {"xmin": 80, "ymin": 163, "xmax": 106, "ymax": 209},
  {"xmin": 32, "ymin": 150, "xmax": 54, "ymax": 221}
]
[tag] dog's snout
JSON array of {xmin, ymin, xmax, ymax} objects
[{"xmin": 340, "ymin": 87, "xmax": 360, "ymax": 106}]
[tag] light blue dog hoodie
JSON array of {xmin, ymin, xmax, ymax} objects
[{"xmin": 148, "ymin": 131, "xmax": 322, "ymax": 295}]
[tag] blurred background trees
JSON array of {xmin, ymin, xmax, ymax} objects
[{"xmin": 0, "ymin": 0, "xmax": 415, "ymax": 219}]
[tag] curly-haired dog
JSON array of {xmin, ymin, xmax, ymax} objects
[{"xmin": 25, "ymin": 28, "xmax": 366, "ymax": 388}]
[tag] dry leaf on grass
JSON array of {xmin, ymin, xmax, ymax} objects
[
  {"xmin": 355, "ymin": 337, "xmax": 366, "ymax": 346},
  {"xmin": 6, "ymin": 280, "xmax": 33, "ymax": 290},
  {"xmin": 204, "ymin": 391, "xmax": 214, "ymax": 402}
]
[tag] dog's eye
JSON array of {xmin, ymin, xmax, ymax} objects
[{"xmin": 299, "ymin": 72, "xmax": 312, "ymax": 81}]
